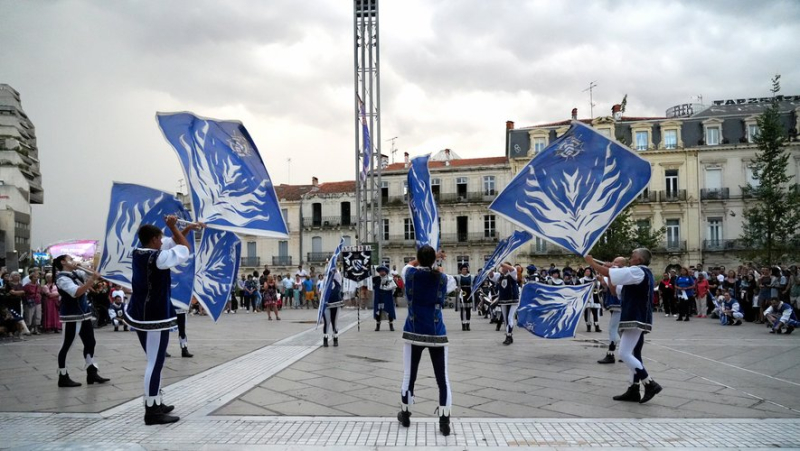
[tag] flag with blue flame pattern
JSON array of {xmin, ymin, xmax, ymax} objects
[
  {"xmin": 192, "ymin": 229, "xmax": 241, "ymax": 322},
  {"xmin": 490, "ymin": 122, "xmax": 651, "ymax": 256},
  {"xmin": 316, "ymin": 237, "xmax": 344, "ymax": 327},
  {"xmin": 97, "ymin": 182, "xmax": 194, "ymax": 307},
  {"xmin": 517, "ymin": 282, "xmax": 594, "ymax": 339},
  {"xmin": 157, "ymin": 112, "xmax": 289, "ymax": 238},
  {"xmin": 407, "ymin": 154, "xmax": 440, "ymax": 250},
  {"xmin": 358, "ymin": 97, "xmax": 372, "ymax": 183},
  {"xmin": 471, "ymin": 230, "xmax": 533, "ymax": 294}
]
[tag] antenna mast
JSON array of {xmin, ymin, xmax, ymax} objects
[{"xmin": 583, "ymin": 81, "xmax": 598, "ymax": 119}]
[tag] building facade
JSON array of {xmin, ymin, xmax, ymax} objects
[{"xmin": 0, "ymin": 84, "xmax": 44, "ymax": 270}]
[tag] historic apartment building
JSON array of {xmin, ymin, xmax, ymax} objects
[{"xmin": 0, "ymin": 84, "xmax": 44, "ymax": 270}]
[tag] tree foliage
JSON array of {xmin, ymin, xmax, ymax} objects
[
  {"xmin": 740, "ymin": 75, "xmax": 800, "ymax": 265},
  {"xmin": 589, "ymin": 202, "xmax": 665, "ymax": 262}
]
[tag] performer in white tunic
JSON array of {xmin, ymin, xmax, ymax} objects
[
  {"xmin": 580, "ymin": 268, "xmax": 602, "ymax": 333},
  {"xmin": 597, "ymin": 256, "xmax": 627, "ymax": 364}
]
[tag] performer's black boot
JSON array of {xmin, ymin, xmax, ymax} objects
[
  {"xmin": 114, "ymin": 325, "xmax": 119, "ymax": 332},
  {"xmin": 86, "ymin": 365, "xmax": 110, "ymax": 385},
  {"xmin": 375, "ymin": 322, "xmax": 380, "ymax": 332},
  {"xmin": 466, "ymin": 323, "xmax": 470, "ymax": 331},
  {"xmin": 502, "ymin": 335, "xmax": 513, "ymax": 345},
  {"xmin": 144, "ymin": 403, "xmax": 180, "ymax": 425},
  {"xmin": 462, "ymin": 324, "xmax": 466, "ymax": 331},
  {"xmin": 586, "ymin": 324, "xmax": 591, "ymax": 332},
  {"xmin": 640, "ymin": 380, "xmax": 662, "ymax": 404},
  {"xmin": 594, "ymin": 324, "xmax": 602, "ymax": 333},
  {"xmin": 397, "ymin": 404, "xmax": 411, "ymax": 427},
  {"xmin": 58, "ymin": 372, "xmax": 82, "ymax": 388},
  {"xmin": 333, "ymin": 336, "xmax": 339, "ymax": 347},
  {"xmin": 123, "ymin": 324, "xmax": 129, "ymax": 331},
  {"xmin": 323, "ymin": 336, "xmax": 329, "ymax": 347},
  {"xmin": 181, "ymin": 347, "xmax": 193, "ymax": 358},
  {"xmin": 597, "ymin": 353, "xmax": 615, "ymax": 364},
  {"xmin": 613, "ymin": 384, "xmax": 641, "ymax": 402},
  {"xmin": 495, "ymin": 321, "xmax": 502, "ymax": 332},
  {"xmin": 389, "ymin": 322, "xmax": 394, "ymax": 331},
  {"xmin": 438, "ymin": 406, "xmax": 451, "ymax": 436}
]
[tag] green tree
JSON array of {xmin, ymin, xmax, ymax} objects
[
  {"xmin": 740, "ymin": 75, "xmax": 800, "ymax": 265},
  {"xmin": 589, "ymin": 202, "xmax": 665, "ymax": 262}
]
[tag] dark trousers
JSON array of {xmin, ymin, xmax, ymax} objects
[
  {"xmin": 400, "ymin": 343, "xmax": 451, "ymax": 407},
  {"xmin": 58, "ymin": 320, "xmax": 96, "ymax": 369}
]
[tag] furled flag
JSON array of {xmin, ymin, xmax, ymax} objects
[
  {"xmin": 316, "ymin": 237, "xmax": 345, "ymax": 327},
  {"xmin": 156, "ymin": 112, "xmax": 289, "ymax": 238},
  {"xmin": 358, "ymin": 96, "xmax": 373, "ymax": 183},
  {"xmin": 342, "ymin": 245, "xmax": 372, "ymax": 282},
  {"xmin": 192, "ymin": 229, "xmax": 241, "ymax": 322},
  {"xmin": 471, "ymin": 230, "xmax": 533, "ymax": 294},
  {"xmin": 97, "ymin": 182, "xmax": 194, "ymax": 306},
  {"xmin": 516, "ymin": 282, "xmax": 594, "ymax": 339},
  {"xmin": 407, "ymin": 154, "xmax": 440, "ymax": 250},
  {"xmin": 489, "ymin": 122, "xmax": 651, "ymax": 256}
]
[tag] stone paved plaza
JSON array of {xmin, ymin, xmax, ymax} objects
[{"xmin": 1, "ymin": 305, "xmax": 799, "ymax": 450}]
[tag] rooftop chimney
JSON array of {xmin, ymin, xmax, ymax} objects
[
  {"xmin": 571, "ymin": 108, "xmax": 578, "ymax": 120},
  {"xmin": 506, "ymin": 120, "xmax": 515, "ymax": 130},
  {"xmin": 612, "ymin": 104, "xmax": 622, "ymax": 120},
  {"xmin": 404, "ymin": 152, "xmax": 410, "ymax": 168},
  {"xmin": 311, "ymin": 176, "xmax": 318, "ymax": 187}
]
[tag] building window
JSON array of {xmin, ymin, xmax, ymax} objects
[
  {"xmin": 534, "ymin": 237, "xmax": 547, "ymax": 253},
  {"xmin": 483, "ymin": 176, "xmax": 496, "ymax": 196},
  {"xmin": 311, "ymin": 236, "xmax": 322, "ymax": 253},
  {"xmin": 382, "ymin": 218, "xmax": 389, "ymax": 241},
  {"xmin": 483, "ymin": 214, "xmax": 496, "ymax": 238},
  {"xmin": 635, "ymin": 219, "xmax": 651, "ymax": 233},
  {"xmin": 596, "ymin": 128, "xmax": 612, "ymax": 138},
  {"xmin": 635, "ymin": 131, "xmax": 648, "ymax": 151},
  {"xmin": 665, "ymin": 169, "xmax": 679, "ymax": 197},
  {"xmin": 456, "ymin": 177, "xmax": 468, "ymax": 200},
  {"xmin": 457, "ymin": 256, "xmax": 469, "ymax": 269},
  {"xmin": 431, "ymin": 178, "xmax": 440, "ymax": 200},
  {"xmin": 745, "ymin": 166, "xmax": 760, "ymax": 188},
  {"xmin": 278, "ymin": 241, "xmax": 289, "ymax": 257},
  {"xmin": 403, "ymin": 181, "xmax": 408, "ymax": 201},
  {"xmin": 312, "ymin": 202, "xmax": 322, "ymax": 226},
  {"xmin": 381, "ymin": 258, "xmax": 391, "ymax": 267},
  {"xmin": 747, "ymin": 124, "xmax": 760, "ymax": 143},
  {"xmin": 404, "ymin": 218, "xmax": 415, "ymax": 240},
  {"xmin": 663, "ymin": 129, "xmax": 678, "ymax": 149},
  {"xmin": 342, "ymin": 235, "xmax": 352, "ymax": 247},
  {"xmin": 707, "ymin": 218, "xmax": 722, "ymax": 245},
  {"xmin": 533, "ymin": 137, "xmax": 547, "ymax": 154},
  {"xmin": 666, "ymin": 219, "xmax": 680, "ymax": 249},
  {"xmin": 247, "ymin": 241, "xmax": 257, "ymax": 257},
  {"xmin": 706, "ymin": 126, "xmax": 721, "ymax": 145},
  {"xmin": 705, "ymin": 168, "xmax": 722, "ymax": 190}
]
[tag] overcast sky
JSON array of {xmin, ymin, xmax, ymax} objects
[{"xmin": 1, "ymin": 0, "xmax": 799, "ymax": 249}]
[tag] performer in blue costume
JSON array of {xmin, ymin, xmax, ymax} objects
[
  {"xmin": 124, "ymin": 215, "xmax": 195, "ymax": 425},
  {"xmin": 53, "ymin": 255, "xmax": 110, "ymax": 387},
  {"xmin": 372, "ymin": 266, "xmax": 397, "ymax": 331},
  {"xmin": 586, "ymin": 248, "xmax": 662, "ymax": 404},
  {"xmin": 457, "ymin": 264, "xmax": 474, "ymax": 331},
  {"xmin": 397, "ymin": 245, "xmax": 457, "ymax": 436},
  {"xmin": 492, "ymin": 263, "xmax": 520, "ymax": 345},
  {"xmin": 597, "ymin": 256, "xmax": 627, "ymax": 364},
  {"xmin": 323, "ymin": 269, "xmax": 344, "ymax": 347},
  {"xmin": 764, "ymin": 297, "xmax": 799, "ymax": 334}
]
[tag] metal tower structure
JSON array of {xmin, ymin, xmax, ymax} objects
[{"xmin": 353, "ymin": 0, "xmax": 382, "ymax": 253}]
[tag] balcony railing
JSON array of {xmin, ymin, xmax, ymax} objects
[
  {"xmin": 703, "ymin": 239, "xmax": 748, "ymax": 251},
  {"xmin": 659, "ymin": 189, "xmax": 687, "ymax": 202},
  {"xmin": 307, "ymin": 252, "xmax": 332, "ymax": 263},
  {"xmin": 241, "ymin": 256, "xmax": 261, "ymax": 267},
  {"xmin": 439, "ymin": 232, "xmax": 499, "ymax": 245},
  {"xmin": 636, "ymin": 190, "xmax": 658, "ymax": 203},
  {"xmin": 272, "ymin": 256, "xmax": 293, "ymax": 266},
  {"xmin": 302, "ymin": 216, "xmax": 357, "ymax": 228},
  {"xmin": 385, "ymin": 191, "xmax": 497, "ymax": 206},
  {"xmin": 700, "ymin": 188, "xmax": 730, "ymax": 200},
  {"xmin": 654, "ymin": 240, "xmax": 687, "ymax": 253}
]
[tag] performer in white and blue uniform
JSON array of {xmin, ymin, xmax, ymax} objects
[
  {"xmin": 172, "ymin": 300, "xmax": 193, "ymax": 358},
  {"xmin": 457, "ymin": 265, "xmax": 474, "ymax": 331},
  {"xmin": 525, "ymin": 265, "xmax": 540, "ymax": 283},
  {"xmin": 108, "ymin": 290, "xmax": 127, "ymax": 332},
  {"xmin": 125, "ymin": 216, "xmax": 194, "ymax": 425},
  {"xmin": 764, "ymin": 298, "xmax": 799, "ymax": 334},
  {"xmin": 373, "ymin": 266, "xmax": 397, "ymax": 331},
  {"xmin": 397, "ymin": 245, "xmax": 457, "ymax": 436},
  {"xmin": 716, "ymin": 291, "xmax": 744, "ymax": 326},
  {"xmin": 580, "ymin": 268, "xmax": 603, "ymax": 333},
  {"xmin": 493, "ymin": 263, "xmax": 520, "ymax": 345},
  {"xmin": 586, "ymin": 249, "xmax": 662, "ymax": 404},
  {"xmin": 323, "ymin": 270, "xmax": 344, "ymax": 347},
  {"xmin": 53, "ymin": 255, "xmax": 110, "ymax": 388},
  {"xmin": 597, "ymin": 256, "xmax": 626, "ymax": 364}
]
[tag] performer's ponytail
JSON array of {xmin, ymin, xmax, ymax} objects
[{"xmin": 52, "ymin": 255, "xmax": 67, "ymax": 280}]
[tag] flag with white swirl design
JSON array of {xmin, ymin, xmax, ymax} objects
[
  {"xmin": 157, "ymin": 112, "xmax": 289, "ymax": 238},
  {"xmin": 316, "ymin": 237, "xmax": 345, "ymax": 327},
  {"xmin": 471, "ymin": 230, "xmax": 532, "ymax": 294},
  {"xmin": 517, "ymin": 282, "xmax": 594, "ymax": 339},
  {"xmin": 407, "ymin": 154, "xmax": 440, "ymax": 250},
  {"xmin": 192, "ymin": 229, "xmax": 241, "ymax": 322},
  {"xmin": 97, "ymin": 182, "xmax": 195, "ymax": 307},
  {"xmin": 490, "ymin": 122, "xmax": 651, "ymax": 256}
]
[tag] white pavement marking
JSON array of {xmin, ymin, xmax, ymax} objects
[{"xmin": 3, "ymin": 313, "xmax": 800, "ymax": 449}]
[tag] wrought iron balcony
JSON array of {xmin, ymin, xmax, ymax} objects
[
  {"xmin": 636, "ymin": 190, "xmax": 658, "ymax": 203},
  {"xmin": 654, "ymin": 240, "xmax": 687, "ymax": 253},
  {"xmin": 240, "ymin": 256, "xmax": 261, "ymax": 267},
  {"xmin": 659, "ymin": 189, "xmax": 687, "ymax": 202},
  {"xmin": 307, "ymin": 252, "xmax": 333, "ymax": 263},
  {"xmin": 703, "ymin": 239, "xmax": 747, "ymax": 251},
  {"xmin": 302, "ymin": 216, "xmax": 358, "ymax": 228},
  {"xmin": 700, "ymin": 188, "xmax": 730, "ymax": 200},
  {"xmin": 272, "ymin": 256, "xmax": 293, "ymax": 266},
  {"xmin": 439, "ymin": 232, "xmax": 499, "ymax": 245}
]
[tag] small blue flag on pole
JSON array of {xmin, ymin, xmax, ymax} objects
[
  {"xmin": 97, "ymin": 182, "xmax": 194, "ymax": 307},
  {"xmin": 517, "ymin": 282, "xmax": 594, "ymax": 339},
  {"xmin": 157, "ymin": 112, "xmax": 289, "ymax": 238},
  {"xmin": 407, "ymin": 154, "xmax": 440, "ymax": 250},
  {"xmin": 471, "ymin": 230, "xmax": 532, "ymax": 294},
  {"xmin": 490, "ymin": 122, "xmax": 651, "ymax": 256},
  {"xmin": 358, "ymin": 96, "xmax": 372, "ymax": 183},
  {"xmin": 316, "ymin": 238, "xmax": 344, "ymax": 327},
  {"xmin": 192, "ymin": 229, "xmax": 241, "ymax": 323}
]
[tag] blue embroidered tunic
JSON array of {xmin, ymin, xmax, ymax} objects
[{"xmin": 402, "ymin": 266, "xmax": 452, "ymax": 347}]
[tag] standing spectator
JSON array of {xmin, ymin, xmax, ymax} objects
[
  {"xmin": 779, "ymin": 269, "xmax": 791, "ymax": 303},
  {"xmin": 695, "ymin": 273, "xmax": 710, "ymax": 318},
  {"xmin": 293, "ymin": 275, "xmax": 303, "ymax": 309},
  {"xmin": 42, "ymin": 273, "xmax": 62, "ymax": 333},
  {"xmin": 6, "ymin": 273, "xmax": 27, "ymax": 331},
  {"xmin": 706, "ymin": 272, "xmax": 719, "ymax": 316},
  {"xmin": 243, "ymin": 275, "xmax": 257, "ymax": 313},
  {"xmin": 262, "ymin": 275, "xmax": 280, "ymax": 320},
  {"xmin": 23, "ymin": 268, "xmax": 45, "ymax": 334},
  {"xmin": 282, "ymin": 274, "xmax": 294, "ymax": 308},
  {"xmin": 740, "ymin": 273, "xmax": 757, "ymax": 321},
  {"xmin": 675, "ymin": 267, "xmax": 696, "ymax": 322},
  {"xmin": 756, "ymin": 268, "xmax": 773, "ymax": 324},
  {"xmin": 658, "ymin": 273, "xmax": 675, "ymax": 317},
  {"xmin": 295, "ymin": 265, "xmax": 308, "ymax": 279},
  {"xmin": 302, "ymin": 276, "xmax": 314, "ymax": 309},
  {"xmin": 789, "ymin": 267, "xmax": 800, "ymax": 313}
]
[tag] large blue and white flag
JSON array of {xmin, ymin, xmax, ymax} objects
[
  {"xmin": 97, "ymin": 182, "xmax": 195, "ymax": 307},
  {"xmin": 192, "ymin": 229, "xmax": 241, "ymax": 323},
  {"xmin": 407, "ymin": 154, "xmax": 440, "ymax": 250},
  {"xmin": 316, "ymin": 238, "xmax": 344, "ymax": 327},
  {"xmin": 490, "ymin": 122, "xmax": 651, "ymax": 256},
  {"xmin": 358, "ymin": 96, "xmax": 372, "ymax": 183},
  {"xmin": 471, "ymin": 230, "xmax": 533, "ymax": 294},
  {"xmin": 157, "ymin": 112, "xmax": 289, "ymax": 238},
  {"xmin": 517, "ymin": 282, "xmax": 594, "ymax": 339}
]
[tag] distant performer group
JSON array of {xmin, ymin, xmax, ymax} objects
[{"xmin": 53, "ymin": 216, "xmax": 662, "ymax": 433}]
